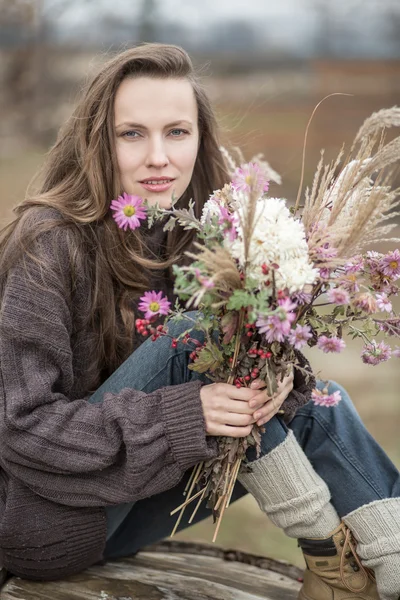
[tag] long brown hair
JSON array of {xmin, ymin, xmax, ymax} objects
[{"xmin": 0, "ymin": 44, "xmax": 229, "ymax": 375}]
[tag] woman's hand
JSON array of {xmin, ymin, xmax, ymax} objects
[
  {"xmin": 248, "ymin": 370, "xmax": 294, "ymax": 426},
  {"xmin": 200, "ymin": 383, "xmax": 258, "ymax": 437}
]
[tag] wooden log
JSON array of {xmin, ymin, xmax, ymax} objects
[{"xmin": 0, "ymin": 541, "xmax": 303, "ymax": 599}]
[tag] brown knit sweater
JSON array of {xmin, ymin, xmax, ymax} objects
[{"xmin": 0, "ymin": 208, "xmax": 314, "ymax": 581}]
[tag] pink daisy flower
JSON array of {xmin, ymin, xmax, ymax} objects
[
  {"xmin": 232, "ymin": 162, "xmax": 270, "ymax": 195},
  {"xmin": 317, "ymin": 335, "xmax": 346, "ymax": 353},
  {"xmin": 288, "ymin": 324, "xmax": 313, "ymax": 349},
  {"xmin": 111, "ymin": 193, "xmax": 147, "ymax": 231},
  {"xmin": 379, "ymin": 250, "xmax": 400, "ymax": 279},
  {"xmin": 138, "ymin": 291, "xmax": 171, "ymax": 320},
  {"xmin": 361, "ymin": 340, "xmax": 392, "ymax": 366},
  {"xmin": 327, "ymin": 287, "xmax": 350, "ymax": 305},
  {"xmin": 376, "ymin": 292, "xmax": 393, "ymax": 313},
  {"xmin": 312, "ymin": 388, "xmax": 342, "ymax": 407}
]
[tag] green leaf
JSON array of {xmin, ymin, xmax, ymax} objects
[
  {"xmin": 226, "ymin": 290, "xmax": 253, "ymax": 311},
  {"xmin": 188, "ymin": 343, "xmax": 224, "ymax": 373}
]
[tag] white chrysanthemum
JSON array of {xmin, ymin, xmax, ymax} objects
[
  {"xmin": 200, "ymin": 197, "xmax": 222, "ymax": 225},
  {"xmin": 225, "ymin": 197, "xmax": 318, "ymax": 293}
]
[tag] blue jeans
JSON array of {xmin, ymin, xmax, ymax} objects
[{"xmin": 88, "ymin": 314, "xmax": 400, "ymax": 560}]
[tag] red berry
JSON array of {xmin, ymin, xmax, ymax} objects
[
  {"xmin": 157, "ymin": 325, "xmax": 164, "ymax": 331},
  {"xmin": 261, "ymin": 263, "xmax": 269, "ymax": 275},
  {"xmin": 265, "ymin": 351, "xmax": 272, "ymax": 359},
  {"xmin": 142, "ymin": 330, "xmax": 148, "ymax": 337},
  {"xmin": 257, "ymin": 349, "xmax": 263, "ymax": 356},
  {"xmin": 244, "ymin": 375, "xmax": 251, "ymax": 381},
  {"xmin": 253, "ymin": 367, "xmax": 259, "ymax": 374},
  {"xmin": 246, "ymin": 331, "xmax": 253, "ymax": 338},
  {"xmin": 235, "ymin": 383, "xmax": 242, "ymax": 389},
  {"xmin": 171, "ymin": 341, "xmax": 177, "ymax": 348}
]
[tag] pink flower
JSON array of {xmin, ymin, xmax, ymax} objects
[
  {"xmin": 393, "ymin": 346, "xmax": 400, "ymax": 358},
  {"xmin": 376, "ymin": 293, "xmax": 393, "ymax": 313},
  {"xmin": 218, "ymin": 206, "xmax": 238, "ymax": 242},
  {"xmin": 138, "ymin": 291, "xmax": 171, "ymax": 320},
  {"xmin": 194, "ymin": 268, "xmax": 215, "ymax": 289},
  {"xmin": 319, "ymin": 267, "xmax": 332, "ymax": 280},
  {"xmin": 232, "ymin": 162, "xmax": 270, "ymax": 195},
  {"xmin": 256, "ymin": 298, "xmax": 296, "ymax": 343},
  {"xmin": 379, "ymin": 250, "xmax": 400, "ymax": 279},
  {"xmin": 339, "ymin": 274, "xmax": 360, "ymax": 294},
  {"xmin": 353, "ymin": 292, "xmax": 377, "ymax": 314},
  {"xmin": 317, "ymin": 335, "xmax": 346, "ymax": 353},
  {"xmin": 111, "ymin": 193, "xmax": 147, "ymax": 230},
  {"xmin": 315, "ymin": 243, "xmax": 338, "ymax": 261},
  {"xmin": 312, "ymin": 388, "xmax": 342, "ymax": 407},
  {"xmin": 288, "ymin": 324, "xmax": 313, "ymax": 349},
  {"xmin": 344, "ymin": 255, "xmax": 364, "ymax": 275},
  {"xmin": 377, "ymin": 318, "xmax": 400, "ymax": 336},
  {"xmin": 292, "ymin": 289, "xmax": 313, "ymax": 305},
  {"xmin": 327, "ymin": 287, "xmax": 350, "ymax": 305},
  {"xmin": 361, "ymin": 340, "xmax": 392, "ymax": 365}
]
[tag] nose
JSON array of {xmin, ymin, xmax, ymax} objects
[{"xmin": 145, "ymin": 136, "xmax": 169, "ymax": 169}]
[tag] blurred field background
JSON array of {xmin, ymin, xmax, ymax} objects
[{"xmin": 1, "ymin": 0, "xmax": 399, "ymax": 571}]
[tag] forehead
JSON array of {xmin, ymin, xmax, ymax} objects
[{"xmin": 114, "ymin": 76, "xmax": 198, "ymax": 126}]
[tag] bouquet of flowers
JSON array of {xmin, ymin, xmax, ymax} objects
[{"xmin": 112, "ymin": 107, "xmax": 400, "ymax": 541}]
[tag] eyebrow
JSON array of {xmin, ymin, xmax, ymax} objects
[{"xmin": 115, "ymin": 119, "xmax": 193, "ymax": 130}]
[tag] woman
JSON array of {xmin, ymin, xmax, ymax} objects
[{"xmin": 0, "ymin": 44, "xmax": 398, "ymax": 600}]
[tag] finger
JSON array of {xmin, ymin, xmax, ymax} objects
[
  {"xmin": 218, "ymin": 383, "xmax": 256, "ymax": 402},
  {"xmin": 220, "ymin": 412, "xmax": 255, "ymax": 427},
  {"xmin": 222, "ymin": 424, "xmax": 253, "ymax": 438},
  {"xmin": 254, "ymin": 394, "xmax": 285, "ymax": 425},
  {"xmin": 250, "ymin": 378, "xmax": 267, "ymax": 390},
  {"xmin": 223, "ymin": 399, "xmax": 255, "ymax": 415}
]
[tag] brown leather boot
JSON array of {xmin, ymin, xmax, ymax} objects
[{"xmin": 298, "ymin": 523, "xmax": 379, "ymax": 600}]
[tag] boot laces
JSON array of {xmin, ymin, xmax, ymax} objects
[{"xmin": 339, "ymin": 524, "xmax": 375, "ymax": 592}]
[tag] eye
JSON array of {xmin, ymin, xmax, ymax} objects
[
  {"xmin": 122, "ymin": 130, "xmax": 141, "ymax": 139},
  {"xmin": 169, "ymin": 128, "xmax": 189, "ymax": 137}
]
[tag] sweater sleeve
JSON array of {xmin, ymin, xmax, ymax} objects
[
  {"xmin": 281, "ymin": 350, "xmax": 316, "ymax": 424},
  {"xmin": 0, "ymin": 225, "xmax": 217, "ymax": 507}
]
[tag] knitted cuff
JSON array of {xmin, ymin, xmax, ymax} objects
[
  {"xmin": 344, "ymin": 499, "xmax": 400, "ymax": 600},
  {"xmin": 238, "ymin": 430, "xmax": 340, "ymax": 539},
  {"xmin": 344, "ymin": 497, "xmax": 400, "ymax": 559}
]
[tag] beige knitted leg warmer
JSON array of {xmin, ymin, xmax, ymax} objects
[
  {"xmin": 344, "ymin": 498, "xmax": 400, "ymax": 600},
  {"xmin": 238, "ymin": 430, "xmax": 340, "ymax": 539}
]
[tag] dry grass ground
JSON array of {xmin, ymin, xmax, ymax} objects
[{"xmin": 1, "ymin": 62, "xmax": 399, "ymax": 569}]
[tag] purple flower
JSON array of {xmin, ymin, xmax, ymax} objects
[
  {"xmin": 327, "ymin": 287, "xmax": 350, "ymax": 305},
  {"xmin": 393, "ymin": 346, "xmax": 400, "ymax": 358},
  {"xmin": 138, "ymin": 291, "xmax": 171, "ymax": 320},
  {"xmin": 379, "ymin": 250, "xmax": 400, "ymax": 280},
  {"xmin": 256, "ymin": 298, "xmax": 297, "ymax": 343},
  {"xmin": 317, "ymin": 335, "xmax": 346, "ymax": 353},
  {"xmin": 232, "ymin": 162, "xmax": 270, "ymax": 195},
  {"xmin": 361, "ymin": 340, "xmax": 392, "ymax": 365},
  {"xmin": 217, "ymin": 205, "xmax": 238, "ymax": 242},
  {"xmin": 344, "ymin": 255, "xmax": 364, "ymax": 275},
  {"xmin": 292, "ymin": 289, "xmax": 313, "ymax": 305},
  {"xmin": 376, "ymin": 293, "xmax": 393, "ymax": 313},
  {"xmin": 111, "ymin": 193, "xmax": 147, "ymax": 231},
  {"xmin": 312, "ymin": 388, "xmax": 342, "ymax": 407},
  {"xmin": 288, "ymin": 324, "xmax": 313, "ymax": 349},
  {"xmin": 319, "ymin": 267, "xmax": 332, "ymax": 280}
]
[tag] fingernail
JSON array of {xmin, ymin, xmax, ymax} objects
[
  {"xmin": 249, "ymin": 402, "xmax": 256, "ymax": 408},
  {"xmin": 250, "ymin": 381, "xmax": 259, "ymax": 389},
  {"xmin": 254, "ymin": 412, "xmax": 261, "ymax": 419}
]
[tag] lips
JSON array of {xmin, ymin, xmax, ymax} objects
[{"xmin": 139, "ymin": 177, "xmax": 175, "ymax": 193}]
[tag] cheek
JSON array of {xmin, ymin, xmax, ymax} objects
[
  {"xmin": 115, "ymin": 142, "xmax": 141, "ymax": 180},
  {"xmin": 175, "ymin": 139, "xmax": 198, "ymax": 178}
]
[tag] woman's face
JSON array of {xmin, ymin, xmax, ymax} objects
[{"xmin": 114, "ymin": 76, "xmax": 200, "ymax": 209}]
